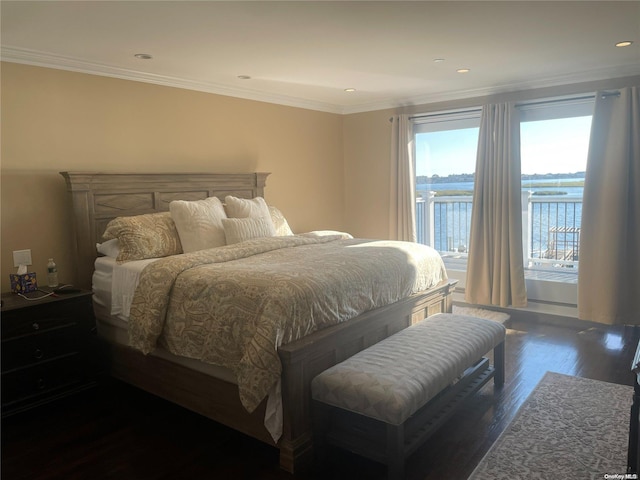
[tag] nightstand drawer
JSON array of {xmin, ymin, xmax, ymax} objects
[
  {"xmin": 1, "ymin": 325, "xmax": 81, "ymax": 372},
  {"xmin": 2, "ymin": 300, "xmax": 93, "ymax": 338},
  {"xmin": 1, "ymin": 289, "xmax": 97, "ymax": 416},
  {"xmin": 1, "ymin": 355, "xmax": 86, "ymax": 406}
]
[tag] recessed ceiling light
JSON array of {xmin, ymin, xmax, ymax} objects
[
  {"xmin": 433, "ymin": 58, "xmax": 445, "ymax": 63},
  {"xmin": 134, "ymin": 53, "xmax": 153, "ymax": 60},
  {"xmin": 344, "ymin": 88, "xmax": 356, "ymax": 92},
  {"xmin": 615, "ymin": 40, "xmax": 633, "ymax": 47},
  {"xmin": 456, "ymin": 68, "xmax": 471, "ymax": 74},
  {"xmin": 237, "ymin": 75, "xmax": 251, "ymax": 80}
]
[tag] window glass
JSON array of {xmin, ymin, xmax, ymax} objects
[
  {"xmin": 413, "ymin": 111, "xmax": 480, "ymax": 258},
  {"xmin": 521, "ymin": 114, "xmax": 592, "ymax": 272},
  {"xmin": 413, "ymin": 97, "xmax": 593, "ymax": 282}
]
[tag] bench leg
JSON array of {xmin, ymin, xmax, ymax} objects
[
  {"xmin": 493, "ymin": 340, "xmax": 505, "ymax": 387},
  {"xmin": 386, "ymin": 423, "xmax": 405, "ymax": 480}
]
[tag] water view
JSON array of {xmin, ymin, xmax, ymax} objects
[
  {"xmin": 415, "ymin": 174, "xmax": 585, "ymax": 264},
  {"xmin": 417, "ymin": 174, "xmax": 585, "ymax": 198}
]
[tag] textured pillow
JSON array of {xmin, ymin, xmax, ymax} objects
[
  {"xmin": 269, "ymin": 205, "xmax": 294, "ymax": 236},
  {"xmin": 222, "ymin": 217, "xmax": 276, "ymax": 245},
  {"xmin": 102, "ymin": 212, "xmax": 183, "ymax": 263},
  {"xmin": 225, "ymin": 196, "xmax": 272, "ymax": 222},
  {"xmin": 169, "ymin": 197, "xmax": 227, "ymax": 253}
]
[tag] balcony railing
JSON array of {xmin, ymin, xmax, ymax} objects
[{"xmin": 416, "ymin": 192, "xmax": 583, "ymax": 270}]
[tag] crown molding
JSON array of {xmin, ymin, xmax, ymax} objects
[
  {"xmin": 3, "ymin": 46, "xmax": 640, "ymax": 116},
  {"xmin": 0, "ymin": 46, "xmax": 343, "ymax": 114}
]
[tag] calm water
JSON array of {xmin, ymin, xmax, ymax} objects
[
  {"xmin": 417, "ymin": 177, "xmax": 584, "ymax": 197},
  {"xmin": 416, "ymin": 177, "xmax": 584, "ymax": 257}
]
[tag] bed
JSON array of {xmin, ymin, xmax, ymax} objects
[{"xmin": 61, "ymin": 171, "xmax": 457, "ymax": 473}]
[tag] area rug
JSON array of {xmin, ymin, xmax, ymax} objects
[
  {"xmin": 468, "ymin": 372, "xmax": 633, "ymax": 480},
  {"xmin": 452, "ymin": 305, "xmax": 511, "ymax": 324}
]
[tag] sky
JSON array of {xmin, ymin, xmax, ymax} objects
[{"xmin": 415, "ymin": 116, "xmax": 592, "ymax": 177}]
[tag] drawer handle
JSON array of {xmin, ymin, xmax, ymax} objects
[
  {"xmin": 32, "ymin": 322, "xmax": 40, "ymax": 331},
  {"xmin": 37, "ymin": 378, "xmax": 45, "ymax": 390},
  {"xmin": 34, "ymin": 349, "xmax": 44, "ymax": 360}
]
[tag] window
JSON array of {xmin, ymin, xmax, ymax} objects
[
  {"xmin": 519, "ymin": 98, "xmax": 593, "ymax": 275},
  {"xmin": 413, "ymin": 96, "xmax": 594, "ymax": 291},
  {"xmin": 413, "ymin": 110, "xmax": 481, "ymax": 267}
]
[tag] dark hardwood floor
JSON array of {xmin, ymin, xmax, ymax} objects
[{"xmin": 3, "ymin": 318, "xmax": 639, "ymax": 480}]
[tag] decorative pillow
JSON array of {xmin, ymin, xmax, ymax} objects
[
  {"xmin": 102, "ymin": 212, "xmax": 183, "ymax": 263},
  {"xmin": 96, "ymin": 238, "xmax": 120, "ymax": 258},
  {"xmin": 169, "ymin": 197, "xmax": 227, "ymax": 253},
  {"xmin": 222, "ymin": 217, "xmax": 276, "ymax": 245},
  {"xmin": 225, "ymin": 196, "xmax": 272, "ymax": 222},
  {"xmin": 269, "ymin": 205, "xmax": 294, "ymax": 236},
  {"xmin": 304, "ymin": 230, "xmax": 354, "ymax": 239}
]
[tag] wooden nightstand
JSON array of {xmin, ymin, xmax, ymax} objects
[{"xmin": 1, "ymin": 289, "xmax": 98, "ymax": 416}]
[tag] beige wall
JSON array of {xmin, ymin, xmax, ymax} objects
[
  {"xmin": 2, "ymin": 61, "xmax": 639, "ymax": 293},
  {"xmin": 1, "ymin": 63, "xmax": 344, "ymax": 291},
  {"xmin": 343, "ymin": 109, "xmax": 394, "ymax": 239}
]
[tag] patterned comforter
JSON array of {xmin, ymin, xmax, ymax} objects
[{"xmin": 128, "ymin": 234, "xmax": 447, "ymax": 413}]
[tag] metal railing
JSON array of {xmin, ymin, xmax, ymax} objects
[
  {"xmin": 416, "ymin": 192, "xmax": 582, "ymax": 269},
  {"xmin": 416, "ymin": 193, "xmax": 472, "ymax": 253}
]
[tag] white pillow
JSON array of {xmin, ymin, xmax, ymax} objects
[
  {"xmin": 269, "ymin": 205, "xmax": 294, "ymax": 236},
  {"xmin": 222, "ymin": 217, "xmax": 276, "ymax": 245},
  {"xmin": 225, "ymin": 196, "xmax": 273, "ymax": 222},
  {"xmin": 169, "ymin": 197, "xmax": 227, "ymax": 253},
  {"xmin": 96, "ymin": 238, "xmax": 120, "ymax": 258}
]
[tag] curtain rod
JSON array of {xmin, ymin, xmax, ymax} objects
[
  {"xmin": 508, "ymin": 90, "xmax": 619, "ymax": 107},
  {"xmin": 601, "ymin": 90, "xmax": 621, "ymax": 98},
  {"xmin": 408, "ymin": 95, "xmax": 595, "ymax": 119},
  {"xmin": 408, "ymin": 108, "xmax": 482, "ymax": 121},
  {"xmin": 406, "ymin": 90, "xmax": 621, "ymax": 122},
  {"xmin": 516, "ymin": 94, "xmax": 596, "ymax": 108}
]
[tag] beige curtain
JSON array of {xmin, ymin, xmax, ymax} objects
[
  {"xmin": 578, "ymin": 86, "xmax": 640, "ymax": 325},
  {"xmin": 465, "ymin": 103, "xmax": 527, "ymax": 308},
  {"xmin": 389, "ymin": 114, "xmax": 416, "ymax": 242}
]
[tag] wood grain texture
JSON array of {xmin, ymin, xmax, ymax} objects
[
  {"xmin": 3, "ymin": 317, "xmax": 638, "ymax": 479},
  {"xmin": 60, "ymin": 171, "xmax": 269, "ymax": 289}
]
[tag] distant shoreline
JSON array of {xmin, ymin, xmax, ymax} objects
[
  {"xmin": 417, "ymin": 172, "xmax": 586, "ymax": 185},
  {"xmin": 417, "ymin": 178, "xmax": 585, "ymax": 197},
  {"xmin": 522, "ymin": 180, "xmax": 584, "ymax": 188}
]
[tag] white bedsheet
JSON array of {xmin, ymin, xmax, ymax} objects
[
  {"xmin": 93, "ymin": 256, "xmax": 158, "ymax": 318},
  {"xmin": 92, "ymin": 256, "xmax": 113, "ymax": 313}
]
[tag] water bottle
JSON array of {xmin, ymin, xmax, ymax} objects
[{"xmin": 47, "ymin": 258, "xmax": 59, "ymax": 287}]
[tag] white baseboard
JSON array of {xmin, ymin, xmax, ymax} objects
[{"xmin": 451, "ymin": 291, "xmax": 603, "ymax": 330}]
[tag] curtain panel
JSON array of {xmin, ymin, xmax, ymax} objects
[
  {"xmin": 578, "ymin": 86, "xmax": 640, "ymax": 325},
  {"xmin": 465, "ymin": 103, "xmax": 527, "ymax": 308},
  {"xmin": 389, "ymin": 115, "xmax": 417, "ymax": 242}
]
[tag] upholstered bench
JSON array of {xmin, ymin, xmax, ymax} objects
[{"xmin": 311, "ymin": 313, "xmax": 506, "ymax": 480}]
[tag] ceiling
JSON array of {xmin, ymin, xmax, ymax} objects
[{"xmin": 2, "ymin": 1, "xmax": 639, "ymax": 114}]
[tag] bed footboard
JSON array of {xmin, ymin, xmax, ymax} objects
[
  {"xmin": 100, "ymin": 279, "xmax": 455, "ymax": 474},
  {"xmin": 277, "ymin": 279, "xmax": 457, "ymax": 473}
]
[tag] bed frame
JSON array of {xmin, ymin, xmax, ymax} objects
[{"xmin": 60, "ymin": 171, "xmax": 457, "ymax": 474}]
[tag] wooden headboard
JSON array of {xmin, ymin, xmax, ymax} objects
[{"xmin": 60, "ymin": 172, "xmax": 270, "ymax": 289}]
